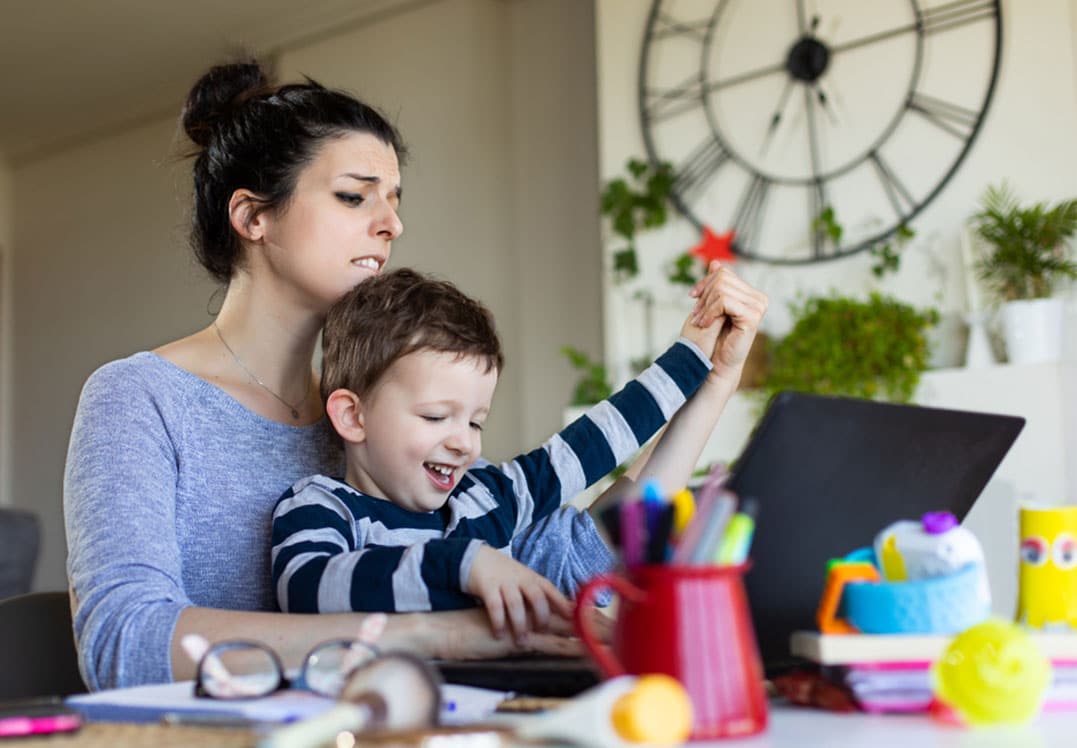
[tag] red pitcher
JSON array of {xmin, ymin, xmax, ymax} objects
[{"xmin": 574, "ymin": 563, "xmax": 768, "ymax": 740}]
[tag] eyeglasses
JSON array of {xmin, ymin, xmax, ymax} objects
[{"xmin": 189, "ymin": 636, "xmax": 380, "ymax": 700}]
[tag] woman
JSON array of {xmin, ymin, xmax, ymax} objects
[{"xmin": 63, "ymin": 60, "xmax": 767, "ymax": 691}]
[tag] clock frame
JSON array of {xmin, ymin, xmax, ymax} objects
[{"xmin": 638, "ymin": 0, "xmax": 1002, "ymax": 264}]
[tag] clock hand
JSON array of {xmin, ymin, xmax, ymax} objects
[
  {"xmin": 759, "ymin": 79, "xmax": 796, "ymax": 157},
  {"xmin": 815, "ymin": 86, "xmax": 839, "ymax": 126}
]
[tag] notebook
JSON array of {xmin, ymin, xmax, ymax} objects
[
  {"xmin": 790, "ymin": 631, "xmax": 1077, "ymax": 665},
  {"xmin": 725, "ymin": 392, "xmax": 1025, "ymax": 673}
]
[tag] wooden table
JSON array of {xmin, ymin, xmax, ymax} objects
[{"xmin": 1, "ymin": 723, "xmax": 256, "ymax": 747}]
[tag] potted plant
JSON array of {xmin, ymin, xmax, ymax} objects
[
  {"xmin": 970, "ymin": 184, "xmax": 1077, "ymax": 364},
  {"xmin": 759, "ymin": 293, "xmax": 939, "ymax": 405}
]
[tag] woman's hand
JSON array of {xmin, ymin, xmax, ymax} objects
[
  {"xmin": 431, "ymin": 608, "xmax": 584, "ymax": 659},
  {"xmin": 688, "ymin": 260, "xmax": 768, "ymax": 385}
]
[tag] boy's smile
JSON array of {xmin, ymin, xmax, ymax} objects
[{"xmin": 346, "ymin": 350, "xmax": 498, "ymax": 512}]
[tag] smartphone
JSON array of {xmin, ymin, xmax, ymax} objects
[{"xmin": 0, "ymin": 698, "xmax": 83, "ymax": 738}]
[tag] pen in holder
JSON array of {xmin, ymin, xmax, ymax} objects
[{"xmin": 574, "ymin": 563, "xmax": 768, "ymax": 740}]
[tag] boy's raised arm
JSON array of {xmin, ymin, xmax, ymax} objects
[{"xmin": 629, "ymin": 261, "xmax": 768, "ymax": 492}]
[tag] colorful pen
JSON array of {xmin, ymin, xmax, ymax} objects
[
  {"xmin": 670, "ymin": 488, "xmax": 695, "ymax": 535},
  {"xmin": 645, "ymin": 504, "xmax": 676, "ymax": 563},
  {"xmin": 620, "ymin": 500, "xmax": 647, "ymax": 568},
  {"xmin": 687, "ymin": 489, "xmax": 737, "ymax": 565},
  {"xmin": 641, "ymin": 479, "xmax": 665, "ymax": 504},
  {"xmin": 0, "ymin": 714, "xmax": 82, "ymax": 738},
  {"xmin": 715, "ymin": 497, "xmax": 759, "ymax": 565}
]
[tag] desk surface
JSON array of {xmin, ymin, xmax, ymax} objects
[
  {"xmin": 1, "ymin": 722, "xmax": 255, "ymax": 747},
  {"xmin": 8, "ymin": 703, "xmax": 1076, "ymax": 747},
  {"xmin": 718, "ymin": 703, "xmax": 1076, "ymax": 747}
]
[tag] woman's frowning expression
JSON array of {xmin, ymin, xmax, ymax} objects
[{"xmin": 253, "ymin": 131, "xmax": 403, "ymax": 311}]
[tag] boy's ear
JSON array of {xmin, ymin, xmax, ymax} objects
[
  {"xmin": 227, "ymin": 188, "xmax": 268, "ymax": 243},
  {"xmin": 325, "ymin": 389, "xmax": 366, "ymax": 444}
]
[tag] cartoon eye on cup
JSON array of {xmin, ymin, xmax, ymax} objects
[
  {"xmin": 1020, "ymin": 537, "xmax": 1049, "ymax": 567},
  {"xmin": 1052, "ymin": 533, "xmax": 1077, "ymax": 570}
]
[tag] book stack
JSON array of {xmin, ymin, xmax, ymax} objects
[{"xmin": 790, "ymin": 631, "xmax": 1077, "ymax": 714}]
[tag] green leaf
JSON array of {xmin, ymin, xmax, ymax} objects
[
  {"xmin": 758, "ymin": 292, "xmax": 939, "ymax": 405},
  {"xmin": 612, "ymin": 247, "xmax": 639, "ymax": 281},
  {"xmin": 667, "ymin": 252, "xmax": 699, "ymax": 286},
  {"xmin": 972, "ymin": 183, "xmax": 1077, "ymax": 300},
  {"xmin": 560, "ymin": 346, "xmax": 613, "ymax": 406}
]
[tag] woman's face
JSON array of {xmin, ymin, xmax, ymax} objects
[{"xmin": 255, "ymin": 131, "xmax": 403, "ymax": 312}]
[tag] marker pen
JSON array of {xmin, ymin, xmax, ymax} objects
[
  {"xmin": 715, "ymin": 497, "xmax": 759, "ymax": 565},
  {"xmin": 684, "ymin": 490, "xmax": 736, "ymax": 559},
  {"xmin": 620, "ymin": 501, "xmax": 647, "ymax": 568},
  {"xmin": 641, "ymin": 478, "xmax": 665, "ymax": 504},
  {"xmin": 670, "ymin": 488, "xmax": 695, "ymax": 535},
  {"xmin": 0, "ymin": 713, "xmax": 82, "ymax": 738}
]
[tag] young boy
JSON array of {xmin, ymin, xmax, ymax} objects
[{"xmin": 271, "ymin": 268, "xmax": 719, "ymax": 637}]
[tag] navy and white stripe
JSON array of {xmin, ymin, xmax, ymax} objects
[{"xmin": 271, "ymin": 339, "xmax": 711, "ymax": 613}]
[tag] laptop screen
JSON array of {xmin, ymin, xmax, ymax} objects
[{"xmin": 725, "ymin": 392, "xmax": 1024, "ymax": 671}]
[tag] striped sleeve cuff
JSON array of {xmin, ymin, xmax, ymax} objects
[{"xmin": 456, "ymin": 539, "xmax": 484, "ymax": 592}]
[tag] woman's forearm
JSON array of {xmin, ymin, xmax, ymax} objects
[
  {"xmin": 171, "ymin": 605, "xmax": 578, "ymax": 680},
  {"xmin": 172, "ymin": 606, "xmax": 429, "ymax": 680},
  {"xmin": 632, "ymin": 373, "xmax": 739, "ymax": 493}
]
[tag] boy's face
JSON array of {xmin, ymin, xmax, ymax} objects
[{"xmin": 347, "ymin": 350, "xmax": 498, "ymax": 512}]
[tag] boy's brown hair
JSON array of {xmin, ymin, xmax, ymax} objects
[{"xmin": 321, "ymin": 268, "xmax": 504, "ymax": 402}]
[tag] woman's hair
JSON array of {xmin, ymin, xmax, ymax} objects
[
  {"xmin": 321, "ymin": 268, "xmax": 503, "ymax": 402},
  {"xmin": 181, "ymin": 59, "xmax": 407, "ymax": 283}
]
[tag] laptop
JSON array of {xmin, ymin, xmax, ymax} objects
[
  {"xmin": 727, "ymin": 391, "xmax": 1024, "ymax": 673},
  {"xmin": 436, "ymin": 391, "xmax": 1024, "ymax": 692}
]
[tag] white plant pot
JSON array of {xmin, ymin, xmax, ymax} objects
[{"xmin": 1001, "ymin": 297, "xmax": 1065, "ymax": 364}]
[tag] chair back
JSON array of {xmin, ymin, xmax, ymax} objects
[
  {"xmin": 0, "ymin": 508, "xmax": 39, "ymax": 599},
  {"xmin": 0, "ymin": 591, "xmax": 87, "ymax": 698}
]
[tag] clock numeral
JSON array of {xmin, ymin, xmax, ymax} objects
[
  {"xmin": 731, "ymin": 175, "xmax": 772, "ymax": 254},
  {"xmin": 643, "ymin": 73, "xmax": 705, "ymax": 123},
  {"xmin": 869, "ymin": 152, "xmax": 917, "ymax": 221},
  {"xmin": 651, "ymin": 9, "xmax": 710, "ymax": 43},
  {"xmin": 830, "ymin": 0, "xmax": 997, "ymax": 58},
  {"xmin": 921, "ymin": 0, "xmax": 997, "ymax": 36},
  {"xmin": 673, "ymin": 137, "xmax": 733, "ymax": 205},
  {"xmin": 907, "ymin": 92, "xmax": 980, "ymax": 140}
]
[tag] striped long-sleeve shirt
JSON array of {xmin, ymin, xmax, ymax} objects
[{"xmin": 271, "ymin": 339, "xmax": 712, "ymax": 613}]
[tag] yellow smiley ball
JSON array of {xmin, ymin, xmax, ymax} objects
[{"xmin": 932, "ymin": 619, "xmax": 1051, "ymax": 726}]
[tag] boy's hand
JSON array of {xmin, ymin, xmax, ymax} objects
[
  {"xmin": 465, "ymin": 544, "xmax": 575, "ymax": 640},
  {"xmin": 684, "ymin": 260, "xmax": 768, "ymax": 385}
]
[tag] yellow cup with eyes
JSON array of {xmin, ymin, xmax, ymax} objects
[{"xmin": 1016, "ymin": 504, "xmax": 1077, "ymax": 629}]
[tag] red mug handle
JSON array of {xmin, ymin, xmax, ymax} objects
[{"xmin": 573, "ymin": 573, "xmax": 647, "ymax": 678}]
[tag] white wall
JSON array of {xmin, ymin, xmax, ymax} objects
[
  {"xmin": 596, "ymin": 0, "xmax": 1077, "ymax": 381},
  {"xmin": 9, "ymin": 0, "xmax": 602, "ymax": 591},
  {"xmin": 13, "ymin": 120, "xmax": 217, "ymax": 590},
  {"xmin": 0, "ymin": 157, "xmax": 12, "ymax": 511}
]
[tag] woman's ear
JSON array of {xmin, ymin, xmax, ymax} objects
[
  {"xmin": 326, "ymin": 389, "xmax": 366, "ymax": 444},
  {"xmin": 227, "ymin": 188, "xmax": 267, "ymax": 243}
]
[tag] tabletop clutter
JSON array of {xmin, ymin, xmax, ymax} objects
[
  {"xmin": 61, "ymin": 469, "xmax": 1077, "ymax": 747},
  {"xmin": 779, "ymin": 502, "xmax": 1077, "ymax": 728}
]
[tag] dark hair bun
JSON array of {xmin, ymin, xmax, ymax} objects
[{"xmin": 181, "ymin": 60, "xmax": 269, "ymax": 147}]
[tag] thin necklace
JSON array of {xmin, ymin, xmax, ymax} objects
[{"xmin": 213, "ymin": 321, "xmax": 310, "ymax": 420}]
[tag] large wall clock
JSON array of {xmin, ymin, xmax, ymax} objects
[{"xmin": 639, "ymin": 0, "xmax": 1002, "ymax": 264}]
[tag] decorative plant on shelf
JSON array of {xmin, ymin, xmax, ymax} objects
[
  {"xmin": 812, "ymin": 205, "xmax": 915, "ymax": 279},
  {"xmin": 600, "ymin": 158, "xmax": 675, "ymax": 283},
  {"xmin": 759, "ymin": 293, "xmax": 939, "ymax": 405},
  {"xmin": 967, "ymin": 183, "xmax": 1077, "ymax": 364},
  {"xmin": 970, "ymin": 184, "xmax": 1077, "ymax": 302},
  {"xmin": 560, "ymin": 345, "xmax": 613, "ymax": 407}
]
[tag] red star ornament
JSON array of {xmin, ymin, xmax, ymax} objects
[{"xmin": 689, "ymin": 227, "xmax": 737, "ymax": 265}]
